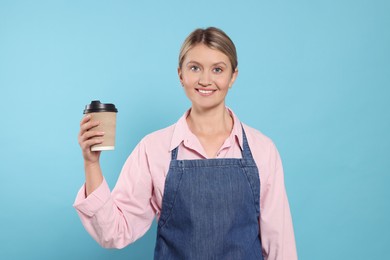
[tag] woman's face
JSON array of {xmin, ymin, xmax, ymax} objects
[{"xmin": 178, "ymin": 44, "xmax": 238, "ymax": 111}]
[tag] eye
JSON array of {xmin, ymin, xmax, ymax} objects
[
  {"xmin": 213, "ymin": 67, "xmax": 223, "ymax": 73},
  {"xmin": 190, "ymin": 65, "xmax": 200, "ymax": 72}
]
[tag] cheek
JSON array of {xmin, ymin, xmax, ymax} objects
[
  {"xmin": 216, "ymin": 77, "xmax": 232, "ymax": 89},
  {"xmin": 182, "ymin": 74, "xmax": 198, "ymax": 86}
]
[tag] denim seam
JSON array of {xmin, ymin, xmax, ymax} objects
[
  {"xmin": 242, "ymin": 166, "xmax": 260, "ymax": 216},
  {"xmin": 158, "ymin": 169, "xmax": 185, "ymax": 229}
]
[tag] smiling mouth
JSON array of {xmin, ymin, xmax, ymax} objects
[{"xmin": 196, "ymin": 88, "xmax": 216, "ymax": 95}]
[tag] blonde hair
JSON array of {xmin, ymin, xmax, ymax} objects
[{"xmin": 178, "ymin": 27, "xmax": 238, "ymax": 71}]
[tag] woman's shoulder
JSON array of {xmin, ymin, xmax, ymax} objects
[
  {"xmin": 241, "ymin": 123, "xmax": 279, "ymax": 154},
  {"xmin": 229, "ymin": 108, "xmax": 276, "ymax": 151},
  {"xmin": 140, "ymin": 123, "xmax": 176, "ymax": 148},
  {"xmin": 242, "ymin": 123, "xmax": 274, "ymax": 144},
  {"xmin": 240, "ymin": 123, "xmax": 283, "ymax": 178}
]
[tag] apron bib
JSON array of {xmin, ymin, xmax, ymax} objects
[{"xmin": 154, "ymin": 128, "xmax": 263, "ymax": 260}]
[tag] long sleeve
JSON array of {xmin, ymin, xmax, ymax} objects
[
  {"xmin": 260, "ymin": 143, "xmax": 297, "ymax": 260},
  {"xmin": 73, "ymin": 110, "xmax": 298, "ymax": 256},
  {"xmin": 73, "ymin": 140, "xmax": 156, "ymax": 249}
]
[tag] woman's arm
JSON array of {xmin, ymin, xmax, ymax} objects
[
  {"xmin": 75, "ymin": 119, "xmax": 156, "ymax": 248},
  {"xmin": 260, "ymin": 143, "xmax": 297, "ymax": 260},
  {"xmin": 78, "ymin": 114, "xmax": 104, "ymax": 196}
]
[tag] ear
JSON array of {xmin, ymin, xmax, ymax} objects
[
  {"xmin": 229, "ymin": 68, "xmax": 238, "ymax": 88},
  {"xmin": 178, "ymin": 67, "xmax": 184, "ymax": 86}
]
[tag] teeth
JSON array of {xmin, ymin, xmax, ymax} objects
[{"xmin": 198, "ymin": 89, "xmax": 213, "ymax": 94}]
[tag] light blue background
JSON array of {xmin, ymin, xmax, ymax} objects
[{"xmin": 1, "ymin": 0, "xmax": 389, "ymax": 259}]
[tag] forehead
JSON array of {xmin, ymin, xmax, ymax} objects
[{"xmin": 184, "ymin": 44, "xmax": 230, "ymax": 64}]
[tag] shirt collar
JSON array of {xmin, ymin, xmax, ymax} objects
[{"xmin": 169, "ymin": 107, "xmax": 244, "ymax": 152}]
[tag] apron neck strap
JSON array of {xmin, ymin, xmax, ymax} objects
[
  {"xmin": 170, "ymin": 125, "xmax": 254, "ymax": 161},
  {"xmin": 171, "ymin": 144, "xmax": 179, "ymax": 160},
  {"xmin": 241, "ymin": 125, "xmax": 254, "ymax": 160}
]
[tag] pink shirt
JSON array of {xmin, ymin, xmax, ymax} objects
[{"xmin": 74, "ymin": 108, "xmax": 297, "ymax": 260}]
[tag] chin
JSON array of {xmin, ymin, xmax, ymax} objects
[{"xmin": 191, "ymin": 101, "xmax": 225, "ymax": 111}]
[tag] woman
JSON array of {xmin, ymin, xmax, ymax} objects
[{"xmin": 75, "ymin": 27, "xmax": 297, "ymax": 260}]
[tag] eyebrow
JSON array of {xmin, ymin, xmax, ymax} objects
[{"xmin": 186, "ymin": 61, "xmax": 228, "ymax": 67}]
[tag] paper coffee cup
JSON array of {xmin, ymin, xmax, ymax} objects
[{"xmin": 83, "ymin": 100, "xmax": 118, "ymax": 151}]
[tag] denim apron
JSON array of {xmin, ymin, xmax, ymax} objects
[{"xmin": 154, "ymin": 129, "xmax": 263, "ymax": 260}]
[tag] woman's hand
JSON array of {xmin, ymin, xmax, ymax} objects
[
  {"xmin": 78, "ymin": 114, "xmax": 105, "ymax": 196},
  {"xmin": 78, "ymin": 114, "xmax": 104, "ymax": 164}
]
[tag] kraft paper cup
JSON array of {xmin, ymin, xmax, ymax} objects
[{"xmin": 83, "ymin": 100, "xmax": 118, "ymax": 151}]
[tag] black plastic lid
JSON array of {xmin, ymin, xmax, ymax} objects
[{"xmin": 83, "ymin": 100, "xmax": 118, "ymax": 114}]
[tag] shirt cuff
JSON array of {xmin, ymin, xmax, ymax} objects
[{"xmin": 73, "ymin": 178, "xmax": 111, "ymax": 217}]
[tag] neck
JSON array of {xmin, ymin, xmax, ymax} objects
[{"xmin": 186, "ymin": 105, "xmax": 233, "ymax": 136}]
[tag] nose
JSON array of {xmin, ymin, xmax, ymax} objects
[{"xmin": 198, "ymin": 71, "xmax": 212, "ymax": 87}]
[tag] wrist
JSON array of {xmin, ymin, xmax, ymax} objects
[
  {"xmin": 84, "ymin": 161, "xmax": 103, "ymax": 197},
  {"xmin": 84, "ymin": 160, "xmax": 100, "ymax": 169}
]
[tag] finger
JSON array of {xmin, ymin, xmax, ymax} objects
[
  {"xmin": 81, "ymin": 130, "xmax": 105, "ymax": 142},
  {"xmin": 80, "ymin": 114, "xmax": 91, "ymax": 126},
  {"xmin": 81, "ymin": 137, "xmax": 104, "ymax": 151},
  {"xmin": 78, "ymin": 131, "xmax": 104, "ymax": 147},
  {"xmin": 80, "ymin": 120, "xmax": 100, "ymax": 134},
  {"xmin": 79, "ymin": 115, "xmax": 93, "ymax": 137}
]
